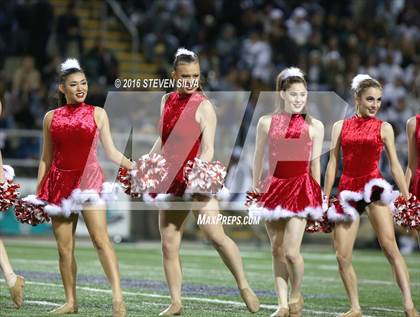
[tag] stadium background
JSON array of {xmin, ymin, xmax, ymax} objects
[{"xmin": 0, "ymin": 1, "xmax": 419, "ymax": 316}]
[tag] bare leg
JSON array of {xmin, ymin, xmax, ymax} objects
[
  {"xmin": 266, "ymin": 220, "xmax": 289, "ymax": 309},
  {"xmin": 333, "ymin": 218, "xmax": 361, "ymax": 313},
  {"xmin": 51, "ymin": 214, "xmax": 79, "ymax": 312},
  {"xmin": 367, "ymin": 202, "xmax": 416, "ymax": 311},
  {"xmin": 282, "ymin": 217, "xmax": 307, "ymax": 302},
  {"xmin": 159, "ymin": 207, "xmax": 189, "ymax": 315},
  {"xmin": 82, "ymin": 206, "xmax": 124, "ymax": 303},
  {"xmin": 0, "ymin": 239, "xmax": 24, "ymax": 308},
  {"xmin": 193, "ymin": 197, "xmax": 260, "ymax": 313},
  {"xmin": 0, "ymin": 239, "xmax": 16, "ymax": 286}
]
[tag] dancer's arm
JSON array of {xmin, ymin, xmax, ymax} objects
[
  {"xmin": 382, "ymin": 122, "xmax": 410, "ymax": 199},
  {"xmin": 310, "ymin": 119, "xmax": 325, "ymax": 184},
  {"xmin": 0, "ymin": 101, "xmax": 4, "ymax": 182},
  {"xmin": 197, "ymin": 100, "xmax": 216, "ymax": 162},
  {"xmin": 36, "ymin": 111, "xmax": 54, "ymax": 193},
  {"xmin": 252, "ymin": 116, "xmax": 270, "ymax": 192},
  {"xmin": 95, "ymin": 107, "xmax": 135, "ymax": 170},
  {"xmin": 0, "ymin": 152, "xmax": 4, "ymax": 183},
  {"xmin": 405, "ymin": 116, "xmax": 416, "ymax": 189},
  {"xmin": 323, "ymin": 120, "xmax": 343, "ymax": 198},
  {"xmin": 149, "ymin": 94, "xmax": 167, "ymax": 155}
]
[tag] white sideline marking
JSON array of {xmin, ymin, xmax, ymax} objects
[
  {"xmin": 25, "ymin": 300, "xmax": 60, "ymax": 307},
  {"xmin": 17, "ymin": 280, "xmax": 380, "ymax": 316}
]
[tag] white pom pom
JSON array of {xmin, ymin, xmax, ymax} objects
[
  {"xmin": 60, "ymin": 58, "xmax": 81, "ymax": 72},
  {"xmin": 2, "ymin": 165, "xmax": 15, "ymax": 181},
  {"xmin": 175, "ymin": 48, "xmax": 196, "ymax": 58},
  {"xmin": 282, "ymin": 67, "xmax": 304, "ymax": 80},
  {"xmin": 351, "ymin": 74, "xmax": 372, "ymax": 91}
]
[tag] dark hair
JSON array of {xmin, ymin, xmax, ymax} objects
[
  {"xmin": 353, "ymin": 78, "xmax": 382, "ymax": 98},
  {"xmin": 173, "ymin": 49, "xmax": 199, "ymax": 70},
  {"xmin": 57, "ymin": 67, "xmax": 85, "ymax": 106}
]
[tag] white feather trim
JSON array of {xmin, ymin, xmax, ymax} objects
[
  {"xmin": 282, "ymin": 67, "xmax": 304, "ymax": 80},
  {"xmin": 43, "ymin": 182, "xmax": 115, "ymax": 217},
  {"xmin": 100, "ymin": 182, "xmax": 121, "ymax": 201},
  {"xmin": 339, "ymin": 190, "xmax": 363, "ymax": 221},
  {"xmin": 327, "ymin": 203, "xmax": 351, "ymax": 222},
  {"xmin": 22, "ymin": 195, "xmax": 45, "ymax": 206},
  {"xmin": 175, "ymin": 47, "xmax": 196, "ymax": 57},
  {"xmin": 2, "ymin": 165, "xmax": 15, "ymax": 181},
  {"xmin": 363, "ymin": 178, "xmax": 399, "ymax": 204},
  {"xmin": 60, "ymin": 58, "xmax": 81, "ymax": 72},
  {"xmin": 351, "ymin": 74, "xmax": 372, "ymax": 91},
  {"xmin": 248, "ymin": 203, "xmax": 323, "ymax": 221},
  {"xmin": 216, "ymin": 187, "xmax": 230, "ymax": 201}
]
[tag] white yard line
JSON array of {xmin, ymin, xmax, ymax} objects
[
  {"xmin": 25, "ymin": 300, "xmax": 60, "ymax": 307},
  {"xmin": 15, "ymin": 280, "xmax": 380, "ymax": 316}
]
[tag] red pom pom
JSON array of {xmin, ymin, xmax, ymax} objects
[
  {"xmin": 0, "ymin": 180, "xmax": 20, "ymax": 211},
  {"xmin": 305, "ymin": 213, "xmax": 334, "ymax": 233},
  {"xmin": 14, "ymin": 198, "xmax": 50, "ymax": 226},
  {"xmin": 117, "ymin": 154, "xmax": 168, "ymax": 198},
  {"xmin": 393, "ymin": 195, "xmax": 420, "ymax": 230},
  {"xmin": 306, "ymin": 196, "xmax": 337, "ymax": 233},
  {"xmin": 184, "ymin": 158, "xmax": 226, "ymax": 193},
  {"xmin": 245, "ymin": 191, "xmax": 262, "ymax": 207},
  {"xmin": 117, "ymin": 167, "xmax": 139, "ymax": 198}
]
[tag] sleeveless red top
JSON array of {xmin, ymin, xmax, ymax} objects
[
  {"xmin": 159, "ymin": 91, "xmax": 205, "ymax": 195},
  {"xmin": 410, "ymin": 114, "xmax": 420, "ymax": 196},
  {"xmin": 338, "ymin": 115, "xmax": 383, "ymax": 193},
  {"xmin": 38, "ymin": 103, "xmax": 104, "ymax": 204}
]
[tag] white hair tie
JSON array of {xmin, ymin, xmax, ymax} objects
[
  {"xmin": 351, "ymin": 74, "xmax": 372, "ymax": 91},
  {"xmin": 60, "ymin": 58, "xmax": 81, "ymax": 72},
  {"xmin": 175, "ymin": 48, "xmax": 196, "ymax": 58},
  {"xmin": 282, "ymin": 67, "xmax": 304, "ymax": 80}
]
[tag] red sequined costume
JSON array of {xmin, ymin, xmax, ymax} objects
[
  {"xmin": 148, "ymin": 91, "xmax": 205, "ymax": 201},
  {"xmin": 35, "ymin": 103, "xmax": 117, "ymax": 217},
  {"xmin": 409, "ymin": 114, "xmax": 420, "ymax": 197},
  {"xmin": 249, "ymin": 113, "xmax": 324, "ymax": 221},
  {"xmin": 327, "ymin": 115, "xmax": 399, "ymax": 221}
]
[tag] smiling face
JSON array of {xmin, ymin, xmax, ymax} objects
[
  {"xmin": 281, "ymin": 82, "xmax": 308, "ymax": 114},
  {"xmin": 172, "ymin": 62, "xmax": 200, "ymax": 94},
  {"xmin": 59, "ymin": 72, "xmax": 88, "ymax": 104},
  {"xmin": 356, "ymin": 87, "xmax": 382, "ymax": 118}
]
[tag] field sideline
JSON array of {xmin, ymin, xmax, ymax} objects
[{"xmin": 0, "ymin": 240, "xmax": 418, "ymax": 316}]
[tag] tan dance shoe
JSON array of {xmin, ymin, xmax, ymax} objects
[
  {"xmin": 159, "ymin": 303, "xmax": 184, "ymax": 316},
  {"xmin": 9, "ymin": 275, "xmax": 24, "ymax": 309},
  {"xmin": 239, "ymin": 288, "xmax": 260, "ymax": 313},
  {"xmin": 49, "ymin": 303, "xmax": 78, "ymax": 314},
  {"xmin": 339, "ymin": 309, "xmax": 362, "ymax": 317},
  {"xmin": 405, "ymin": 308, "xmax": 420, "ymax": 317},
  {"xmin": 270, "ymin": 307, "xmax": 290, "ymax": 317},
  {"xmin": 113, "ymin": 300, "xmax": 127, "ymax": 317},
  {"xmin": 289, "ymin": 293, "xmax": 304, "ymax": 317}
]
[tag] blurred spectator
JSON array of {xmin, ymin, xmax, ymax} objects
[
  {"xmin": 285, "ymin": 7, "xmax": 312, "ymax": 47},
  {"xmin": 241, "ymin": 29, "xmax": 272, "ymax": 84},
  {"xmin": 382, "ymin": 76, "xmax": 406, "ymax": 107},
  {"xmin": 12, "ymin": 56, "xmax": 41, "ymax": 100},
  {"xmin": 83, "ymin": 40, "xmax": 119, "ymax": 85},
  {"xmin": 56, "ymin": 2, "xmax": 84, "ymax": 57}
]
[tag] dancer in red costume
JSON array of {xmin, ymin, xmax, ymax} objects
[
  {"xmin": 148, "ymin": 48, "xmax": 260, "ymax": 316},
  {"xmin": 324, "ymin": 74, "xmax": 419, "ymax": 317},
  {"xmin": 406, "ymin": 114, "xmax": 420, "ymax": 199},
  {"xmin": 249, "ymin": 68, "xmax": 324, "ymax": 317},
  {"xmin": 0, "ymin": 101, "xmax": 24, "ymax": 309},
  {"xmin": 35, "ymin": 59, "xmax": 134, "ymax": 316}
]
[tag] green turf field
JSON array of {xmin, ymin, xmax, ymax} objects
[{"xmin": 0, "ymin": 240, "xmax": 418, "ymax": 316}]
